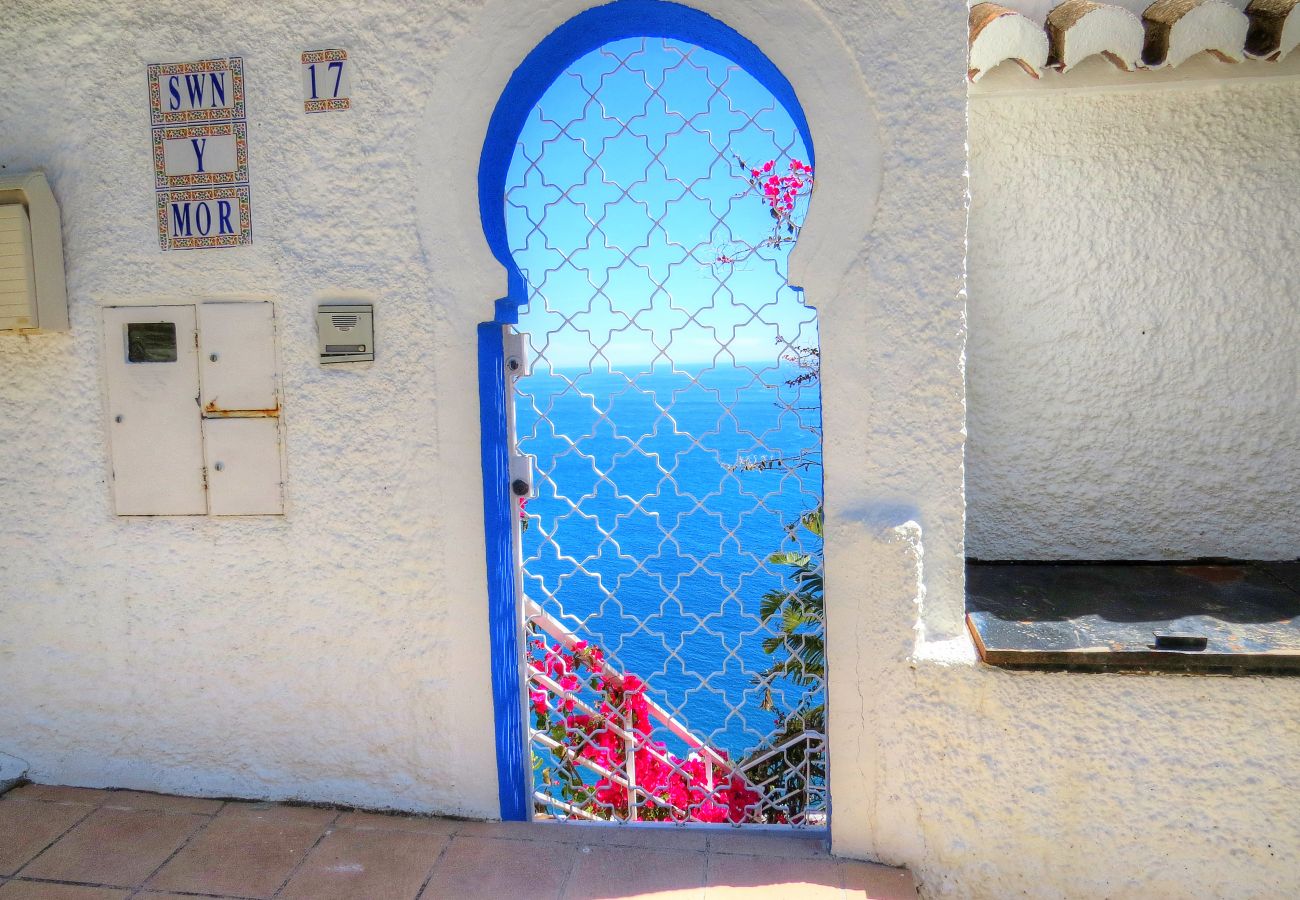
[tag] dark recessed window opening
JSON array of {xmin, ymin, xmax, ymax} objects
[{"xmin": 966, "ymin": 561, "xmax": 1300, "ymax": 675}]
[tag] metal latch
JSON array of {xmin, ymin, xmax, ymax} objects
[
  {"xmin": 503, "ymin": 328, "xmax": 530, "ymax": 377},
  {"xmin": 509, "ymin": 452, "xmax": 535, "ymax": 499}
]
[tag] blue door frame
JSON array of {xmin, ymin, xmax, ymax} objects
[{"xmin": 475, "ymin": 0, "xmax": 814, "ymax": 822}]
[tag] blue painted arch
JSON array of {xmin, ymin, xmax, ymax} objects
[{"xmin": 475, "ymin": 0, "xmax": 816, "ymax": 821}]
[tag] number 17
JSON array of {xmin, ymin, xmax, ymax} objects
[{"xmin": 308, "ymin": 61, "xmax": 345, "ymax": 99}]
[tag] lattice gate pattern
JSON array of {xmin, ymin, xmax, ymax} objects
[{"xmin": 504, "ymin": 38, "xmax": 825, "ymax": 826}]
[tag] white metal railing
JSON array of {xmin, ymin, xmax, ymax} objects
[
  {"xmin": 527, "ymin": 599, "xmax": 824, "ymax": 824},
  {"xmin": 527, "ymin": 598, "xmax": 729, "ymax": 776}
]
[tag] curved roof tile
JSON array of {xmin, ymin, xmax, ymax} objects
[
  {"xmin": 1244, "ymin": 0, "xmax": 1300, "ymax": 58},
  {"xmin": 1142, "ymin": 0, "xmax": 1250, "ymax": 67},
  {"xmin": 969, "ymin": 0, "xmax": 1298, "ymax": 78},
  {"xmin": 970, "ymin": 3, "xmax": 1051, "ymax": 80},
  {"xmin": 1046, "ymin": 1, "xmax": 1146, "ymax": 71}
]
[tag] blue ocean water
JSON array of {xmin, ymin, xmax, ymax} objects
[{"xmin": 516, "ymin": 362, "xmax": 823, "ymax": 757}]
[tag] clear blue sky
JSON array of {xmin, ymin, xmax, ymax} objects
[{"xmin": 505, "ymin": 37, "xmax": 816, "ymax": 370}]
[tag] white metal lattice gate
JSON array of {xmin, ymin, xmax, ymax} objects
[{"xmin": 502, "ymin": 37, "xmax": 825, "ymax": 826}]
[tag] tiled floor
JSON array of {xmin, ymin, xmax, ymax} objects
[{"xmin": 0, "ymin": 785, "xmax": 916, "ymax": 899}]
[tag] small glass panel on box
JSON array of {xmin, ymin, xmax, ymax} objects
[{"xmin": 126, "ymin": 321, "xmax": 178, "ymax": 363}]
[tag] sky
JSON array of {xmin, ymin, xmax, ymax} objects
[{"xmin": 504, "ymin": 37, "xmax": 816, "ymax": 370}]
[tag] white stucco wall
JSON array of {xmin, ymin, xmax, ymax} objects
[
  {"xmin": 966, "ymin": 78, "xmax": 1300, "ymax": 560},
  {"xmin": 0, "ymin": 0, "xmax": 503, "ymax": 818},
  {"xmin": 2, "ymin": 2, "xmax": 1297, "ymax": 899}
]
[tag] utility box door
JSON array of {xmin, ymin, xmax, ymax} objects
[
  {"xmin": 103, "ymin": 305, "xmax": 207, "ymax": 515},
  {"xmin": 203, "ymin": 417, "xmax": 283, "ymax": 515},
  {"xmin": 199, "ymin": 301, "xmax": 277, "ymax": 413}
]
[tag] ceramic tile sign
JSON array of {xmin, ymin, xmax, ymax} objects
[
  {"xmin": 156, "ymin": 187, "xmax": 252, "ymax": 251},
  {"xmin": 146, "ymin": 57, "xmax": 252, "ymax": 250},
  {"xmin": 301, "ymin": 49, "xmax": 351, "ymax": 112},
  {"xmin": 147, "ymin": 57, "xmax": 246, "ymax": 126},
  {"xmin": 152, "ymin": 122, "xmax": 249, "ymax": 190}
]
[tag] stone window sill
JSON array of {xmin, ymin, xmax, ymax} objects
[{"xmin": 965, "ymin": 560, "xmax": 1300, "ymax": 675}]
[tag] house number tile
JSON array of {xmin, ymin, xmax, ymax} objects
[{"xmin": 302, "ymin": 49, "xmax": 351, "ymax": 112}]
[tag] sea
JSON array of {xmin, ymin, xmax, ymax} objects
[{"xmin": 515, "ymin": 361, "xmax": 824, "ymax": 759}]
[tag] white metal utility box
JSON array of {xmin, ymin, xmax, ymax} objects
[
  {"xmin": 0, "ymin": 172, "xmax": 69, "ymax": 333},
  {"xmin": 103, "ymin": 301, "xmax": 284, "ymax": 516}
]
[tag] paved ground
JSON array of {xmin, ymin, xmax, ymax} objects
[{"xmin": 0, "ymin": 784, "xmax": 916, "ymax": 899}]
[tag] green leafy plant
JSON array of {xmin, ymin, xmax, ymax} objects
[{"xmin": 741, "ymin": 508, "xmax": 826, "ymax": 823}]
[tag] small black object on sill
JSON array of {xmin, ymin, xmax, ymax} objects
[{"xmin": 1151, "ymin": 632, "xmax": 1208, "ymax": 651}]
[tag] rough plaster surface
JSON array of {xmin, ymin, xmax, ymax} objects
[
  {"xmin": 0, "ymin": 0, "xmax": 501, "ymax": 818},
  {"xmin": 831, "ymin": 525, "xmax": 1300, "ymax": 898},
  {"xmin": 1, "ymin": 2, "xmax": 1297, "ymax": 899},
  {"xmin": 967, "ymin": 79, "xmax": 1300, "ymax": 560}
]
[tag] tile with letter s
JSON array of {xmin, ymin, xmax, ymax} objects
[{"xmin": 147, "ymin": 57, "xmax": 245, "ymax": 127}]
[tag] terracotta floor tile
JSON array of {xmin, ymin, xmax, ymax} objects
[
  {"xmin": 278, "ymin": 826, "xmax": 448, "ymax": 900},
  {"xmin": 217, "ymin": 801, "xmax": 338, "ymax": 828},
  {"xmin": 706, "ymin": 829, "xmax": 831, "ymax": 859},
  {"xmin": 563, "ymin": 845, "xmax": 706, "ymax": 899},
  {"xmin": 560, "ymin": 823, "xmax": 713, "ymax": 853},
  {"xmin": 421, "ymin": 835, "xmax": 574, "ymax": 899},
  {"xmin": 705, "ymin": 854, "xmax": 844, "ymax": 899},
  {"xmin": 0, "ymin": 801, "xmax": 92, "ymax": 875},
  {"xmin": 455, "ymin": 819, "xmax": 579, "ymax": 841},
  {"xmin": 0, "ymin": 883, "xmax": 128, "ymax": 900},
  {"xmin": 99, "ymin": 791, "xmax": 223, "ymax": 815},
  {"xmin": 2, "ymin": 786, "xmax": 109, "ymax": 806},
  {"xmin": 454, "ymin": 820, "xmax": 712, "ymax": 851},
  {"xmin": 839, "ymin": 860, "xmax": 917, "ymax": 899},
  {"xmin": 335, "ymin": 811, "xmax": 461, "ymax": 834},
  {"xmin": 16, "ymin": 807, "xmax": 205, "ymax": 887},
  {"xmin": 146, "ymin": 810, "xmax": 329, "ymax": 898}
]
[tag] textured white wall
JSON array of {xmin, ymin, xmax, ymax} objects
[
  {"xmin": 0, "ymin": 0, "xmax": 503, "ymax": 817},
  {"xmin": 1, "ymin": 2, "xmax": 1297, "ymax": 898},
  {"xmin": 967, "ymin": 79, "xmax": 1300, "ymax": 560}
]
